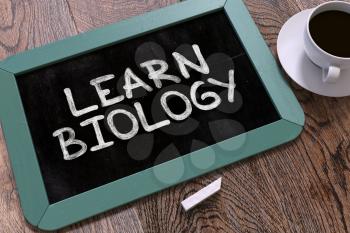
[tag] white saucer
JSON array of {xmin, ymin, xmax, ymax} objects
[{"xmin": 277, "ymin": 9, "xmax": 350, "ymax": 97}]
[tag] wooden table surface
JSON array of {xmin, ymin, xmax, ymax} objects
[{"xmin": 0, "ymin": 0, "xmax": 349, "ymax": 232}]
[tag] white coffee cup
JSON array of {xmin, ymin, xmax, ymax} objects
[{"xmin": 304, "ymin": 1, "xmax": 350, "ymax": 83}]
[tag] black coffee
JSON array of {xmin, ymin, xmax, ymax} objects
[{"xmin": 309, "ymin": 10, "xmax": 350, "ymax": 57}]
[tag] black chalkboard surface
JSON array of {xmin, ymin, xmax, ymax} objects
[
  {"xmin": 0, "ymin": 0, "xmax": 304, "ymax": 229},
  {"xmin": 16, "ymin": 11, "xmax": 280, "ymax": 204}
]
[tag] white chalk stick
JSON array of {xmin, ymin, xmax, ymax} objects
[{"xmin": 181, "ymin": 177, "xmax": 222, "ymax": 211}]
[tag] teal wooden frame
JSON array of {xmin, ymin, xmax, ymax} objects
[{"xmin": 0, "ymin": 0, "xmax": 304, "ymax": 230}]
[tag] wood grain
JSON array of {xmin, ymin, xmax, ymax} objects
[
  {"xmin": 0, "ymin": 0, "xmax": 76, "ymax": 60},
  {"xmin": 66, "ymin": 0, "xmax": 179, "ymax": 33},
  {"xmin": 0, "ymin": 0, "xmax": 349, "ymax": 232}
]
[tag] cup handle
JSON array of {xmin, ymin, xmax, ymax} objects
[{"xmin": 322, "ymin": 65, "xmax": 341, "ymax": 83}]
